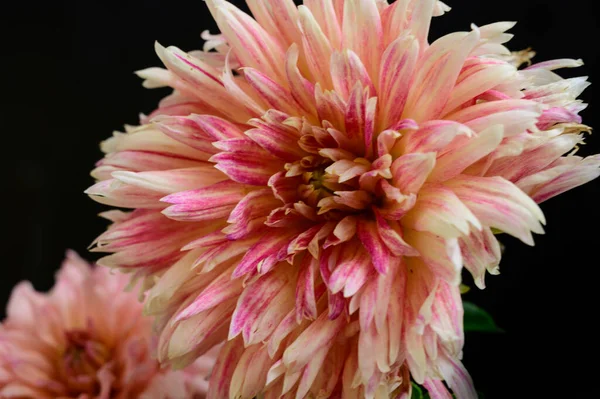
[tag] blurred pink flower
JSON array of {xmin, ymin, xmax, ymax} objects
[
  {"xmin": 86, "ymin": 0, "xmax": 599, "ymax": 397},
  {"xmin": 0, "ymin": 251, "xmax": 216, "ymax": 398}
]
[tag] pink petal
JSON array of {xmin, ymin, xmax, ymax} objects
[
  {"xmin": 207, "ymin": 0, "xmax": 286, "ymax": 84},
  {"xmin": 428, "ymin": 124, "xmax": 504, "ymax": 182},
  {"xmin": 330, "ymin": 50, "xmax": 375, "ymax": 101},
  {"xmin": 403, "ymin": 29, "xmax": 480, "ymax": 122},
  {"xmin": 391, "ymin": 152, "xmax": 436, "ymax": 193},
  {"xmin": 342, "ymin": 0, "xmax": 383, "ymax": 81},
  {"xmin": 298, "ymin": 5, "xmax": 334, "ymax": 88},
  {"xmin": 445, "ymin": 175, "xmax": 545, "ymax": 245},
  {"xmin": 459, "ymin": 227, "xmax": 501, "ymax": 289},
  {"xmin": 403, "ymin": 184, "xmax": 481, "ymax": 238},
  {"xmin": 378, "ymin": 34, "xmax": 420, "ymax": 129},
  {"xmin": 357, "ymin": 218, "xmax": 392, "ymax": 274}
]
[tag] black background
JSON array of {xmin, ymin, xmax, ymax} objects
[{"xmin": 1, "ymin": 1, "xmax": 597, "ymax": 398}]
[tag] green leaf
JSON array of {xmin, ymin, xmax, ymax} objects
[
  {"xmin": 411, "ymin": 383, "xmax": 429, "ymax": 399},
  {"xmin": 463, "ymin": 301, "xmax": 504, "ymax": 333}
]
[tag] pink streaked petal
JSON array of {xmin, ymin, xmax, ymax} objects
[
  {"xmin": 357, "ymin": 218, "xmax": 392, "ymax": 274},
  {"xmin": 287, "ymin": 224, "xmax": 324, "ymax": 256},
  {"xmin": 344, "ymin": 84, "xmax": 369, "ymax": 154},
  {"xmin": 428, "ymin": 124, "xmax": 504, "ymax": 182},
  {"xmin": 391, "ymin": 152, "xmax": 436, "ymax": 193},
  {"xmin": 329, "ymin": 243, "xmax": 370, "ymax": 296},
  {"xmin": 285, "ymin": 44, "xmax": 318, "ymax": 118},
  {"xmin": 111, "ymin": 166, "xmax": 225, "ymax": 194},
  {"xmin": 307, "ymin": 222, "xmax": 336, "ymax": 259},
  {"xmin": 376, "ymin": 129, "xmax": 402, "ymax": 158},
  {"xmin": 327, "ymin": 290, "xmax": 345, "ymax": 320},
  {"xmin": 342, "ymin": 0, "xmax": 383, "ymax": 82},
  {"xmin": 233, "ymin": 230, "xmax": 299, "ymax": 278},
  {"xmin": 402, "ymin": 184, "xmax": 481, "ymax": 238},
  {"xmin": 160, "ymin": 181, "xmax": 248, "ymax": 222},
  {"xmin": 86, "ymin": 179, "xmax": 164, "ymax": 209},
  {"xmin": 206, "ymin": 338, "xmax": 245, "ymax": 399},
  {"xmin": 230, "ymin": 345, "xmax": 273, "ymax": 399},
  {"xmin": 281, "ymin": 368, "xmax": 302, "ymax": 397},
  {"xmin": 101, "ymin": 126, "xmax": 207, "ymax": 162},
  {"xmin": 247, "ymin": 0, "xmax": 301, "ymax": 51},
  {"xmin": 194, "ymin": 237, "xmax": 257, "ymax": 274},
  {"xmin": 404, "ymin": 231, "xmax": 462, "ymax": 285},
  {"xmin": 364, "ymin": 97, "xmax": 377, "ymax": 160},
  {"xmin": 445, "ymin": 175, "xmax": 545, "ymax": 245},
  {"xmin": 247, "ymin": 283, "xmax": 296, "ymax": 345},
  {"xmin": 295, "ymin": 345, "xmax": 330, "ymax": 399},
  {"xmin": 298, "ymin": 5, "xmax": 334, "ymax": 89},
  {"xmin": 315, "ymin": 85, "xmax": 346, "ymax": 131},
  {"xmin": 304, "ymin": 0, "xmax": 342, "ymax": 49},
  {"xmin": 465, "ymin": 109, "xmax": 542, "ymax": 138},
  {"xmin": 149, "ymin": 115, "xmax": 218, "ymax": 155},
  {"xmin": 243, "ymin": 67, "xmax": 303, "ymax": 117},
  {"xmin": 324, "ymin": 215, "xmax": 358, "ymax": 249},
  {"xmin": 221, "ymin": 51, "xmax": 267, "ymax": 118},
  {"xmin": 438, "ymin": 352, "xmax": 477, "ymax": 399},
  {"xmin": 229, "ymin": 268, "xmax": 292, "ymax": 343},
  {"xmin": 400, "ymin": 120, "xmax": 473, "ymax": 155},
  {"xmin": 175, "ymin": 267, "xmax": 242, "ymax": 322},
  {"xmin": 330, "ymin": 50, "xmax": 375, "ymax": 102},
  {"xmin": 377, "ymin": 180, "xmax": 417, "ymax": 220},
  {"xmin": 423, "ymin": 379, "xmax": 453, "ymax": 399},
  {"xmin": 441, "ymin": 60, "xmax": 516, "ymax": 116},
  {"xmin": 524, "ymin": 155, "xmax": 600, "ymax": 203},
  {"xmin": 207, "ymin": 0, "xmax": 286, "ymax": 84},
  {"xmin": 330, "ymin": 190, "xmax": 373, "ymax": 211},
  {"xmin": 404, "ymin": 0, "xmax": 437, "ymax": 50},
  {"xmin": 268, "ymin": 171, "xmax": 301, "ymax": 204},
  {"xmin": 210, "ymin": 151, "xmax": 282, "ymax": 186},
  {"xmin": 537, "ymin": 106, "xmax": 583, "ymax": 130},
  {"xmin": 227, "ymin": 188, "xmax": 280, "ymax": 224},
  {"xmin": 378, "ymin": 34, "xmax": 420, "ymax": 130},
  {"xmin": 526, "ymin": 58, "xmax": 584, "ymax": 71},
  {"xmin": 295, "ymin": 256, "xmax": 321, "ymax": 322},
  {"xmin": 486, "ymin": 133, "xmax": 582, "ymax": 183},
  {"xmin": 373, "ymin": 210, "xmax": 419, "ymax": 257},
  {"xmin": 153, "ymin": 43, "xmax": 251, "ymax": 123},
  {"xmin": 403, "ymin": 29, "xmax": 480, "ymax": 122},
  {"xmin": 268, "ymin": 310, "xmax": 309, "ymax": 358},
  {"xmin": 182, "ymin": 230, "xmax": 228, "ymax": 251},
  {"xmin": 247, "ymin": 113, "xmax": 307, "ymax": 161},
  {"xmin": 144, "ymin": 100, "xmax": 228, "ymax": 125},
  {"xmin": 187, "ymin": 114, "xmax": 246, "ymax": 141},
  {"xmin": 91, "ymin": 150, "xmax": 202, "ymax": 180},
  {"xmin": 447, "ymin": 99, "xmax": 543, "ymax": 128},
  {"xmin": 162, "ymin": 203, "xmax": 234, "ymax": 223},
  {"xmin": 282, "ymin": 311, "xmax": 346, "ymax": 372},
  {"xmin": 459, "ymin": 227, "xmax": 501, "ymax": 289},
  {"xmin": 162, "ymin": 180, "xmax": 247, "ymax": 208},
  {"xmin": 163, "ymin": 299, "xmax": 234, "ymax": 362}
]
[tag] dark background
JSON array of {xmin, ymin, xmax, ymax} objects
[{"xmin": 1, "ymin": 1, "xmax": 597, "ymax": 398}]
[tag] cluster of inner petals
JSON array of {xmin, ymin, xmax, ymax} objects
[
  {"xmin": 85, "ymin": 0, "xmax": 600, "ymax": 398},
  {"xmin": 59, "ymin": 329, "xmax": 112, "ymax": 394}
]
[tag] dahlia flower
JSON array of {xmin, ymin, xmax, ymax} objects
[
  {"xmin": 0, "ymin": 251, "xmax": 215, "ymax": 398},
  {"xmin": 86, "ymin": 0, "xmax": 599, "ymax": 397}
]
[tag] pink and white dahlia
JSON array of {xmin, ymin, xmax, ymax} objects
[
  {"xmin": 86, "ymin": 0, "xmax": 599, "ymax": 397},
  {"xmin": 0, "ymin": 251, "xmax": 215, "ymax": 399}
]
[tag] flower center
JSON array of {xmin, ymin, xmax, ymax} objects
[{"xmin": 60, "ymin": 329, "xmax": 111, "ymax": 394}]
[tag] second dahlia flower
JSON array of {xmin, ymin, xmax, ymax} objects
[
  {"xmin": 0, "ymin": 251, "xmax": 215, "ymax": 398},
  {"xmin": 87, "ymin": 0, "xmax": 600, "ymax": 397}
]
